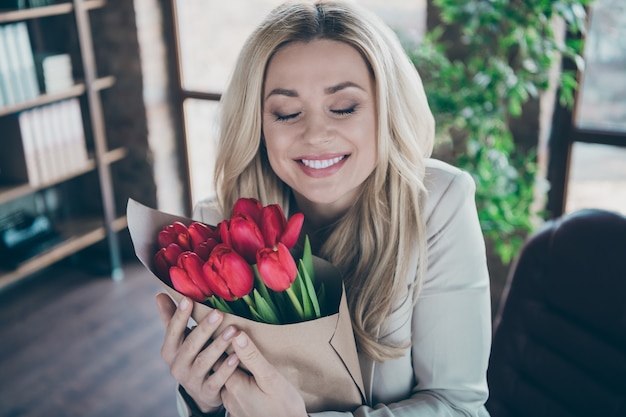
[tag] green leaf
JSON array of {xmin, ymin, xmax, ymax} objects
[
  {"xmin": 302, "ymin": 235, "xmax": 314, "ymax": 281},
  {"xmin": 253, "ymin": 264, "xmax": 272, "ymax": 300},
  {"xmin": 300, "ymin": 259, "xmax": 321, "ymax": 318},
  {"xmin": 285, "ymin": 286, "xmax": 305, "ymax": 319},
  {"xmin": 211, "ymin": 296, "xmax": 234, "ymax": 315},
  {"xmin": 317, "ymin": 283, "xmax": 327, "ymax": 315},
  {"xmin": 297, "ymin": 270, "xmax": 314, "ymax": 319},
  {"xmin": 252, "ymin": 290, "xmax": 281, "ymax": 324}
]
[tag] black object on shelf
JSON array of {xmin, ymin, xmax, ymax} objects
[{"xmin": 0, "ymin": 210, "xmax": 61, "ymax": 268}]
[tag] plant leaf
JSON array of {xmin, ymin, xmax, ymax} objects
[
  {"xmin": 302, "ymin": 235, "xmax": 314, "ymax": 281},
  {"xmin": 253, "ymin": 289, "xmax": 281, "ymax": 324},
  {"xmin": 300, "ymin": 259, "xmax": 321, "ymax": 317}
]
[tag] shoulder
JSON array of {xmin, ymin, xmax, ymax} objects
[
  {"xmin": 423, "ymin": 158, "xmax": 476, "ymax": 226},
  {"xmin": 192, "ymin": 198, "xmax": 224, "ymax": 226}
]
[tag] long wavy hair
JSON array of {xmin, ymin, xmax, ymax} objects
[{"xmin": 214, "ymin": 0, "xmax": 434, "ymax": 361}]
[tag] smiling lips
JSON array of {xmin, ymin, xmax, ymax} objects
[{"xmin": 300, "ymin": 155, "xmax": 346, "ymax": 169}]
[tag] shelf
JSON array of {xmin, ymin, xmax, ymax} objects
[
  {"xmin": 0, "ymin": 0, "xmax": 106, "ymax": 23},
  {"xmin": 0, "ymin": 146, "xmax": 128, "ymax": 205},
  {"xmin": 0, "ymin": 3, "xmax": 73, "ymax": 23},
  {"xmin": 0, "ymin": 76, "xmax": 115, "ymax": 117},
  {"xmin": 92, "ymin": 75, "xmax": 116, "ymax": 92},
  {"xmin": 0, "ymin": 213, "xmax": 127, "ymax": 291},
  {"xmin": 85, "ymin": 0, "xmax": 107, "ymax": 12},
  {"xmin": 0, "ymin": 0, "xmax": 125, "ymax": 287}
]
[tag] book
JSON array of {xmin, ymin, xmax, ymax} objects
[
  {"xmin": 1, "ymin": 24, "xmax": 27, "ymax": 103},
  {"xmin": 41, "ymin": 104, "xmax": 64, "ymax": 179},
  {"xmin": 0, "ymin": 25, "xmax": 16, "ymax": 105},
  {"xmin": 29, "ymin": 106, "xmax": 52, "ymax": 183},
  {"xmin": 66, "ymin": 98, "xmax": 89, "ymax": 169},
  {"xmin": 19, "ymin": 109, "xmax": 41, "ymax": 186},
  {"xmin": 35, "ymin": 52, "xmax": 73, "ymax": 94},
  {"xmin": 14, "ymin": 22, "xmax": 40, "ymax": 99}
]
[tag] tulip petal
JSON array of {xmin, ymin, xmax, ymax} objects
[
  {"xmin": 260, "ymin": 205, "xmax": 286, "ymax": 248},
  {"xmin": 154, "ymin": 249, "xmax": 171, "ymax": 281},
  {"xmin": 170, "ymin": 266, "xmax": 205, "ymax": 302},
  {"xmin": 157, "ymin": 225, "xmax": 177, "ymax": 248},
  {"xmin": 195, "ymin": 238, "xmax": 219, "ymax": 261},
  {"xmin": 179, "ymin": 252, "xmax": 213, "ymax": 297},
  {"xmin": 203, "ymin": 244, "xmax": 254, "ymax": 301},
  {"xmin": 232, "ymin": 198, "xmax": 263, "ymax": 224},
  {"xmin": 281, "ymin": 212, "xmax": 304, "ymax": 249},
  {"xmin": 163, "ymin": 243, "xmax": 183, "ymax": 265},
  {"xmin": 227, "ymin": 215, "xmax": 265, "ymax": 264},
  {"xmin": 256, "ymin": 243, "xmax": 297, "ymax": 292},
  {"xmin": 188, "ymin": 221, "xmax": 216, "ymax": 251}
]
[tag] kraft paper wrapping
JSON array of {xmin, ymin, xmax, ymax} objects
[{"xmin": 127, "ymin": 199, "xmax": 365, "ymax": 413}]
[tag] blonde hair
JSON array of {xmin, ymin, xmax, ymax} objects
[{"xmin": 215, "ymin": 0, "xmax": 434, "ymax": 361}]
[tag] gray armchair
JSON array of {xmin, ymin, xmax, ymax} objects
[{"xmin": 486, "ymin": 208, "xmax": 626, "ymax": 417}]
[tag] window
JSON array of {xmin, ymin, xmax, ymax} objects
[{"xmin": 565, "ymin": 0, "xmax": 626, "ymax": 215}]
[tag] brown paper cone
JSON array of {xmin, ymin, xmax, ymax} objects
[{"xmin": 127, "ymin": 199, "xmax": 365, "ymax": 412}]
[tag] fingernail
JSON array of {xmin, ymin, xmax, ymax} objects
[
  {"xmin": 222, "ymin": 326, "xmax": 236, "ymax": 341},
  {"xmin": 179, "ymin": 298, "xmax": 190, "ymax": 311},
  {"xmin": 208, "ymin": 310, "xmax": 221, "ymax": 323},
  {"xmin": 227, "ymin": 354, "xmax": 239, "ymax": 366},
  {"xmin": 235, "ymin": 333, "xmax": 248, "ymax": 348}
]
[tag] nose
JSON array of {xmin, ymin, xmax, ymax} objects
[{"xmin": 302, "ymin": 112, "xmax": 332, "ymax": 145}]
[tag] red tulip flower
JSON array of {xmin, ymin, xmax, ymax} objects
[
  {"xmin": 260, "ymin": 204, "xmax": 304, "ymax": 249},
  {"xmin": 219, "ymin": 214, "xmax": 265, "ymax": 264},
  {"xmin": 170, "ymin": 251, "xmax": 213, "ymax": 302},
  {"xmin": 194, "ymin": 239, "xmax": 219, "ymax": 261},
  {"xmin": 158, "ymin": 221, "xmax": 191, "ymax": 251},
  {"xmin": 188, "ymin": 221, "xmax": 220, "ymax": 251},
  {"xmin": 203, "ymin": 244, "xmax": 254, "ymax": 301},
  {"xmin": 256, "ymin": 242, "xmax": 298, "ymax": 292},
  {"xmin": 152, "ymin": 199, "xmax": 322, "ymax": 324},
  {"xmin": 154, "ymin": 243, "xmax": 183, "ymax": 280},
  {"xmin": 232, "ymin": 197, "xmax": 263, "ymax": 225}
]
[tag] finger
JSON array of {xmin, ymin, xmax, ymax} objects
[
  {"xmin": 186, "ymin": 321, "xmax": 236, "ymax": 380},
  {"xmin": 202, "ymin": 352, "xmax": 240, "ymax": 398},
  {"xmin": 170, "ymin": 312, "xmax": 233, "ymax": 384},
  {"xmin": 155, "ymin": 293, "xmax": 176, "ymax": 326},
  {"xmin": 160, "ymin": 297, "xmax": 193, "ymax": 363},
  {"xmin": 230, "ymin": 331, "xmax": 278, "ymax": 387}
]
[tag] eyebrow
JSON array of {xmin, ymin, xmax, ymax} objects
[{"xmin": 265, "ymin": 81, "xmax": 365, "ymax": 100}]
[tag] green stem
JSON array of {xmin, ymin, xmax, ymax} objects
[{"xmin": 285, "ymin": 286, "xmax": 304, "ymax": 319}]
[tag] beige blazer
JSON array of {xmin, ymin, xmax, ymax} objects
[{"xmin": 182, "ymin": 159, "xmax": 492, "ymax": 417}]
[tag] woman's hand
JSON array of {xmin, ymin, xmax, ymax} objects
[
  {"xmin": 222, "ymin": 331, "xmax": 307, "ymax": 417},
  {"xmin": 156, "ymin": 293, "xmax": 240, "ymax": 414}
]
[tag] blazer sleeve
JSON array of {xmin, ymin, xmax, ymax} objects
[{"xmin": 311, "ymin": 169, "xmax": 492, "ymax": 417}]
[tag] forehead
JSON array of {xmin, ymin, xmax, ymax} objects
[{"xmin": 264, "ymin": 39, "xmax": 373, "ymax": 90}]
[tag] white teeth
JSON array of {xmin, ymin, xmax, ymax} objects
[{"xmin": 301, "ymin": 156, "xmax": 345, "ymax": 169}]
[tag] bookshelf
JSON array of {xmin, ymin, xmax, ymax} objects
[{"xmin": 0, "ymin": 0, "xmax": 126, "ymax": 290}]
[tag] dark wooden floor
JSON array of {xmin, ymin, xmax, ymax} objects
[{"xmin": 0, "ymin": 260, "xmax": 179, "ymax": 417}]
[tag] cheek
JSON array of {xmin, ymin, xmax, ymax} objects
[{"xmin": 262, "ymin": 131, "xmax": 287, "ymax": 174}]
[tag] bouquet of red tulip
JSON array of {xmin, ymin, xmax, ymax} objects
[
  {"xmin": 153, "ymin": 198, "xmax": 325, "ymax": 325},
  {"xmin": 127, "ymin": 198, "xmax": 365, "ymax": 413}
]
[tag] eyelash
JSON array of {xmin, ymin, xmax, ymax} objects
[
  {"xmin": 273, "ymin": 106, "xmax": 357, "ymax": 122},
  {"xmin": 332, "ymin": 106, "xmax": 356, "ymax": 116},
  {"xmin": 275, "ymin": 112, "xmax": 300, "ymax": 122}
]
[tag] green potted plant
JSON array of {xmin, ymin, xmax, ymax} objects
[{"xmin": 403, "ymin": 0, "xmax": 593, "ymax": 310}]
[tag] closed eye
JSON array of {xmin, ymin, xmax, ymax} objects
[
  {"xmin": 331, "ymin": 106, "xmax": 356, "ymax": 116},
  {"xmin": 275, "ymin": 112, "xmax": 301, "ymax": 122}
]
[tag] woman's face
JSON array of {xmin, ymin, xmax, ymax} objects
[{"xmin": 262, "ymin": 39, "xmax": 378, "ymax": 221}]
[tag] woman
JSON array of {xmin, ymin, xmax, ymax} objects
[{"xmin": 156, "ymin": 1, "xmax": 492, "ymax": 416}]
